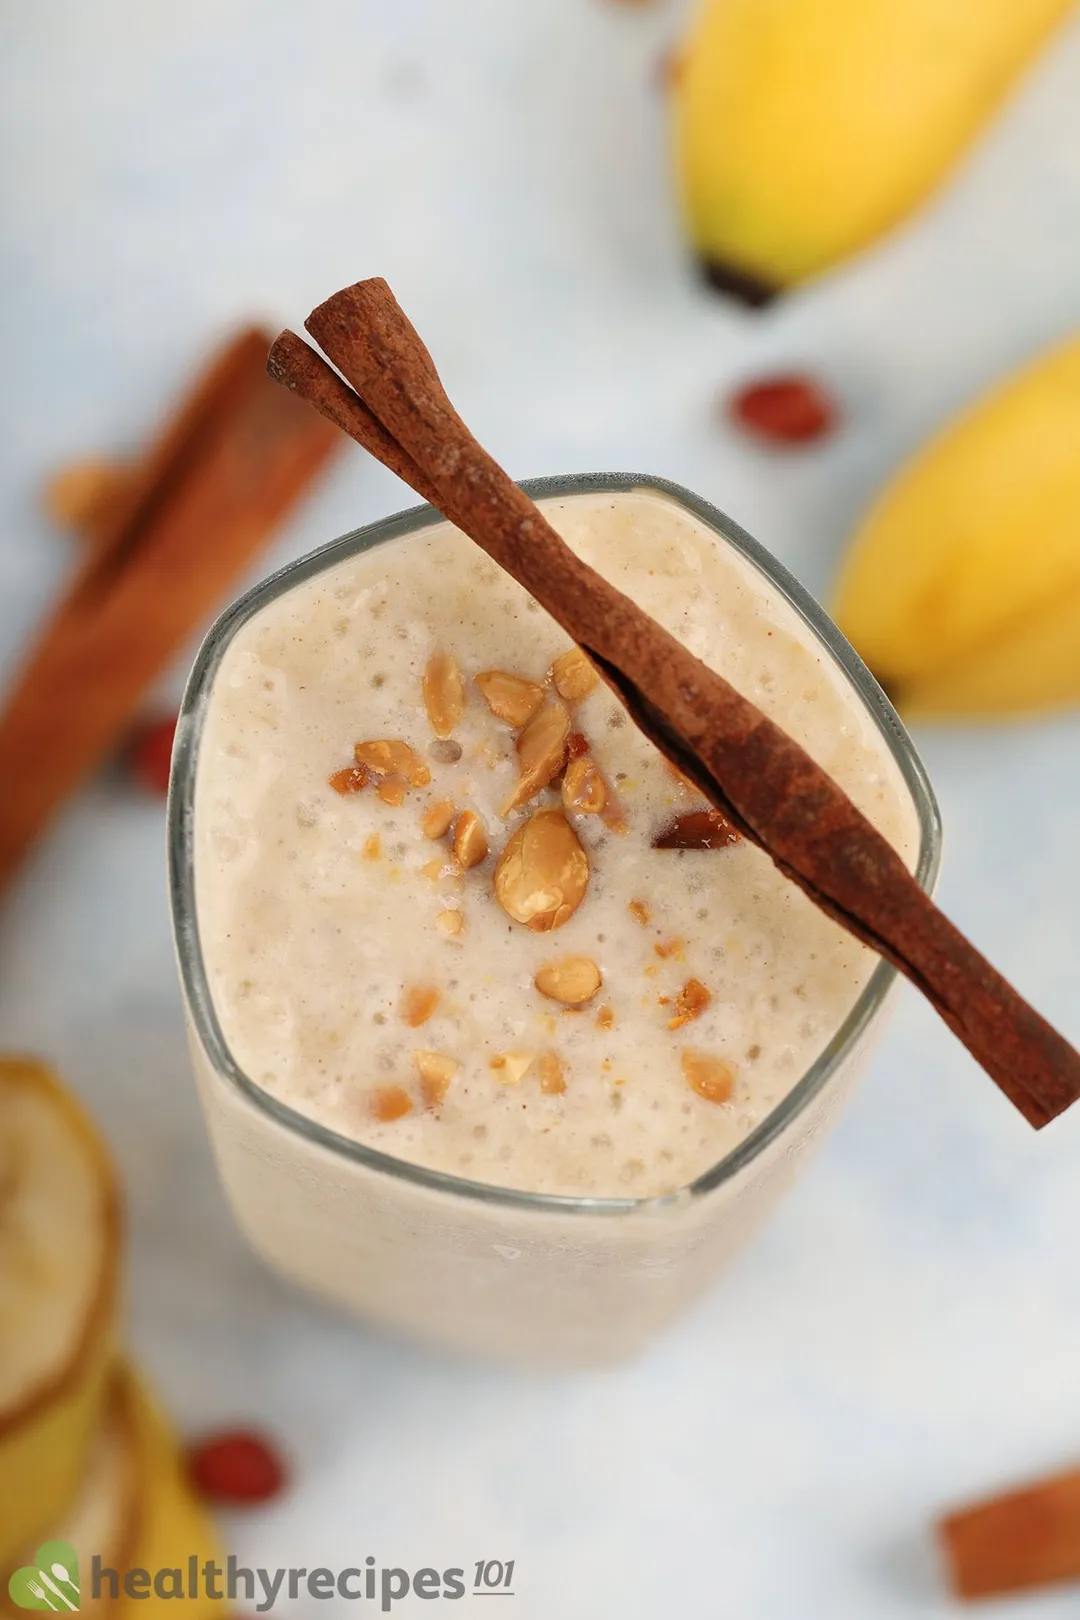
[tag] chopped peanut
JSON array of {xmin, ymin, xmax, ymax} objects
[
  {"xmin": 562, "ymin": 754, "xmax": 607, "ymax": 816},
  {"xmin": 537, "ymin": 1050, "xmax": 567, "ymax": 1095},
  {"xmin": 681, "ymin": 1049, "xmax": 736, "ymax": 1105},
  {"xmin": 596, "ymin": 1003, "xmax": 615, "ymax": 1030},
  {"xmin": 490, "ymin": 1051, "xmax": 535, "ymax": 1086},
  {"xmin": 362, "ymin": 834, "xmax": 381, "ymax": 860},
  {"xmin": 370, "ymin": 1085, "xmax": 413, "ymax": 1123},
  {"xmin": 354, "ymin": 739, "xmax": 431, "ymax": 787},
  {"xmin": 414, "ymin": 1050, "xmax": 460, "ymax": 1108},
  {"xmin": 401, "ymin": 985, "xmax": 440, "ymax": 1027},
  {"xmin": 493, "ymin": 810, "xmax": 589, "ymax": 931},
  {"xmin": 551, "ymin": 646, "xmax": 599, "ymax": 702},
  {"xmin": 534, "ymin": 956, "xmax": 602, "ymax": 1007},
  {"xmin": 655, "ymin": 937, "xmax": 685, "ymax": 960},
  {"xmin": 422, "ymin": 652, "xmax": 465, "ymax": 738},
  {"xmin": 475, "ymin": 670, "xmax": 545, "ymax": 729},
  {"xmin": 435, "ymin": 908, "xmax": 465, "ymax": 938},
  {"xmin": 628, "ymin": 898, "xmax": 651, "ymax": 926},
  {"xmin": 668, "ymin": 978, "xmax": 712, "ymax": 1030},
  {"xmin": 421, "ymin": 800, "xmax": 456, "ymax": 839},
  {"xmin": 501, "ymin": 700, "xmax": 571, "ymax": 816},
  {"xmin": 329, "ymin": 765, "xmax": 370, "ymax": 795},
  {"xmin": 452, "ymin": 810, "xmax": 488, "ymax": 869},
  {"xmin": 376, "ymin": 778, "xmax": 407, "ymax": 807}
]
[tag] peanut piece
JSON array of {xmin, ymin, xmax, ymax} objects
[
  {"xmin": 435, "ymin": 908, "xmax": 465, "ymax": 938},
  {"xmin": 490, "ymin": 1051, "xmax": 535, "ymax": 1086},
  {"xmin": 377, "ymin": 778, "xmax": 407, "ymax": 807},
  {"xmin": 422, "ymin": 652, "xmax": 465, "ymax": 738},
  {"xmin": 354, "ymin": 739, "xmax": 431, "ymax": 787},
  {"xmin": 329, "ymin": 765, "xmax": 370, "ymax": 796},
  {"xmin": 551, "ymin": 646, "xmax": 598, "ymax": 702},
  {"xmin": 414, "ymin": 1050, "xmax": 460, "ymax": 1108},
  {"xmin": 422, "ymin": 800, "xmax": 456, "ymax": 839},
  {"xmin": 596, "ymin": 1003, "xmax": 615, "ymax": 1030},
  {"xmin": 628, "ymin": 898, "xmax": 651, "ymax": 926},
  {"xmin": 562, "ymin": 754, "xmax": 607, "ymax": 816},
  {"xmin": 475, "ymin": 670, "xmax": 545, "ymax": 729},
  {"xmin": 534, "ymin": 956, "xmax": 602, "ymax": 1006},
  {"xmin": 681, "ymin": 1049, "xmax": 736, "ymax": 1105},
  {"xmin": 370, "ymin": 1085, "xmax": 413, "ymax": 1122},
  {"xmin": 493, "ymin": 810, "xmax": 589, "ymax": 931},
  {"xmin": 668, "ymin": 978, "xmax": 712, "ymax": 1029},
  {"xmin": 401, "ymin": 985, "xmax": 440, "ymax": 1027},
  {"xmin": 452, "ymin": 810, "xmax": 488, "ymax": 869},
  {"xmin": 502, "ymin": 700, "xmax": 571, "ymax": 816},
  {"xmin": 537, "ymin": 1050, "xmax": 567, "ymax": 1096}
]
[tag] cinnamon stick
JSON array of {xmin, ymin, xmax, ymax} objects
[
  {"xmin": 0, "ymin": 329, "xmax": 341, "ymax": 891},
  {"xmin": 267, "ymin": 278, "xmax": 1080, "ymax": 1130},
  {"xmin": 939, "ymin": 1466, "xmax": 1080, "ymax": 1600}
]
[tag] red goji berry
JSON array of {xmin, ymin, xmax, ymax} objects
[
  {"xmin": 727, "ymin": 374, "xmax": 838, "ymax": 446},
  {"xmin": 186, "ymin": 1430, "xmax": 288, "ymax": 1506}
]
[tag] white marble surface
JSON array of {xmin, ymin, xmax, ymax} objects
[{"xmin": 2, "ymin": 2, "xmax": 1080, "ymax": 1614}]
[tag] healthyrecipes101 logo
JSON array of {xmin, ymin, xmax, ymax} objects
[
  {"xmin": 8, "ymin": 1542, "xmax": 80, "ymax": 1611},
  {"xmin": 9, "ymin": 1546, "xmax": 518, "ymax": 1611}
]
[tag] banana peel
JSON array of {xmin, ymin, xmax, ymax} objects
[
  {"xmin": 674, "ymin": 0, "xmax": 1076, "ymax": 295},
  {"xmin": 3, "ymin": 1362, "xmax": 224, "ymax": 1619},
  {"xmin": 0, "ymin": 1059, "xmax": 121, "ymax": 1564},
  {"xmin": 833, "ymin": 333, "xmax": 1080, "ymax": 718}
]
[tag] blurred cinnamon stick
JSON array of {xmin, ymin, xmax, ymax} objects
[
  {"xmin": 0, "ymin": 328, "xmax": 341, "ymax": 892},
  {"xmin": 267, "ymin": 276, "xmax": 1080, "ymax": 1130},
  {"xmin": 939, "ymin": 1466, "xmax": 1080, "ymax": 1600}
]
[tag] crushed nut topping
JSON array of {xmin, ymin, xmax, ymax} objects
[
  {"xmin": 370, "ymin": 1085, "xmax": 413, "ymax": 1122},
  {"xmin": 329, "ymin": 765, "xmax": 370, "ymax": 795},
  {"xmin": 655, "ymin": 937, "xmax": 685, "ymax": 960},
  {"xmin": 490, "ymin": 1051, "xmax": 535, "ymax": 1086},
  {"xmin": 401, "ymin": 985, "xmax": 440, "ymax": 1027},
  {"xmin": 377, "ymin": 778, "xmax": 407, "ymax": 807},
  {"xmin": 362, "ymin": 834, "xmax": 381, "ymax": 860},
  {"xmin": 537, "ymin": 1050, "xmax": 567, "ymax": 1095},
  {"xmin": 534, "ymin": 956, "xmax": 602, "ymax": 1006},
  {"xmin": 668, "ymin": 978, "xmax": 712, "ymax": 1029},
  {"xmin": 421, "ymin": 799, "xmax": 456, "ymax": 839},
  {"xmin": 452, "ymin": 810, "xmax": 488, "ymax": 869},
  {"xmin": 428, "ymin": 738, "xmax": 463, "ymax": 764},
  {"xmin": 414, "ymin": 1050, "xmax": 459, "ymax": 1107},
  {"xmin": 354, "ymin": 739, "xmax": 431, "ymax": 788},
  {"xmin": 654, "ymin": 809, "xmax": 740, "ymax": 850},
  {"xmin": 551, "ymin": 646, "xmax": 599, "ymax": 703},
  {"xmin": 422, "ymin": 652, "xmax": 465, "ymax": 738},
  {"xmin": 567, "ymin": 730, "xmax": 590, "ymax": 760},
  {"xmin": 493, "ymin": 810, "xmax": 589, "ymax": 931},
  {"xmin": 681, "ymin": 1049, "xmax": 736, "ymax": 1105},
  {"xmin": 501, "ymin": 700, "xmax": 571, "ymax": 816},
  {"xmin": 475, "ymin": 670, "xmax": 545, "ymax": 729},
  {"xmin": 596, "ymin": 1003, "xmax": 615, "ymax": 1030},
  {"xmin": 435, "ymin": 908, "xmax": 465, "ymax": 938},
  {"xmin": 629, "ymin": 898, "xmax": 651, "ymax": 926},
  {"xmin": 562, "ymin": 754, "xmax": 607, "ymax": 816}
]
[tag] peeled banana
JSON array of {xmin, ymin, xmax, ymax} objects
[
  {"xmin": 833, "ymin": 333, "xmax": 1080, "ymax": 718},
  {"xmin": 674, "ymin": 0, "xmax": 1076, "ymax": 298},
  {"xmin": 0, "ymin": 1058, "xmax": 121, "ymax": 1564}
]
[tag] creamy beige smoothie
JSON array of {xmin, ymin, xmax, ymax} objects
[
  {"xmin": 193, "ymin": 488, "xmax": 917, "ymax": 1197},
  {"xmin": 177, "ymin": 480, "xmax": 934, "ymax": 1362}
]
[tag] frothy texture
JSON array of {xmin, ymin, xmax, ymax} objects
[{"xmin": 194, "ymin": 490, "xmax": 918, "ymax": 1198}]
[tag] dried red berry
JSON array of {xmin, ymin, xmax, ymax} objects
[
  {"xmin": 186, "ymin": 1430, "xmax": 288, "ymax": 1506},
  {"xmin": 127, "ymin": 713, "xmax": 179, "ymax": 796},
  {"xmin": 726, "ymin": 375, "xmax": 838, "ymax": 446}
]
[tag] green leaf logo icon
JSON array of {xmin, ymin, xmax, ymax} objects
[{"xmin": 8, "ymin": 1542, "xmax": 80, "ymax": 1612}]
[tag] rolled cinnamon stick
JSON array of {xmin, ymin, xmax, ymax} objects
[
  {"xmin": 940, "ymin": 1466, "xmax": 1080, "ymax": 1600},
  {"xmin": 267, "ymin": 278, "xmax": 1080, "ymax": 1130}
]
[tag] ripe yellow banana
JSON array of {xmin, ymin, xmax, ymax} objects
[
  {"xmin": 833, "ymin": 333, "xmax": 1080, "ymax": 718},
  {"xmin": 674, "ymin": 0, "xmax": 1075, "ymax": 299},
  {"xmin": 2, "ymin": 1362, "xmax": 224, "ymax": 1619},
  {"xmin": 0, "ymin": 1058, "xmax": 121, "ymax": 1565}
]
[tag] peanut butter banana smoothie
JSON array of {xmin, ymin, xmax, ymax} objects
[{"xmin": 192, "ymin": 488, "xmax": 919, "ymax": 1213}]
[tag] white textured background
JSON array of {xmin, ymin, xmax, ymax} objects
[{"xmin": 2, "ymin": 3, "xmax": 1080, "ymax": 1615}]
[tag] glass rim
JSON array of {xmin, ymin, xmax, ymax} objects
[{"xmin": 168, "ymin": 472, "xmax": 942, "ymax": 1219}]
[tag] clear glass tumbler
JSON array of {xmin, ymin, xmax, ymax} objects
[{"xmin": 169, "ymin": 474, "xmax": 941, "ymax": 1367}]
